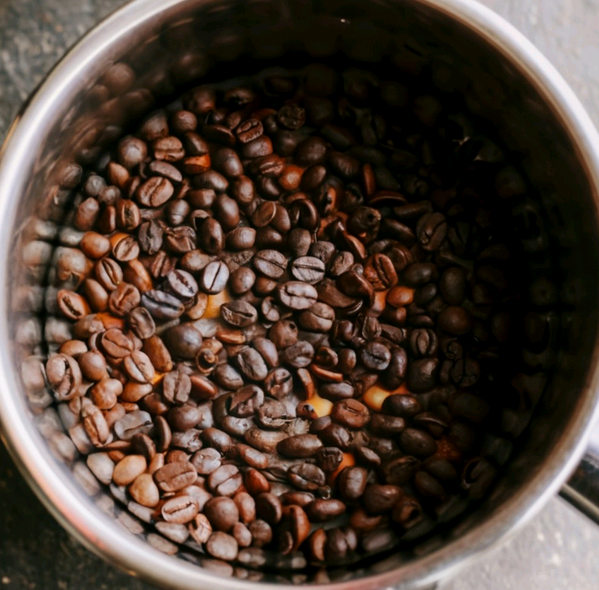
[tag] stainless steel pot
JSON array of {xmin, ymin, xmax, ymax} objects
[{"xmin": 1, "ymin": 0, "xmax": 599, "ymax": 588}]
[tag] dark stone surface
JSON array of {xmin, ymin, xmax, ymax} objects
[{"xmin": 1, "ymin": 1, "xmax": 599, "ymax": 589}]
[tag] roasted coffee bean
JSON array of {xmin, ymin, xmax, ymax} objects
[
  {"xmin": 288, "ymin": 463, "xmax": 326, "ymax": 492},
  {"xmin": 227, "ymin": 227, "xmax": 256, "ymax": 251},
  {"xmin": 305, "ymin": 499, "xmax": 346, "ymax": 522},
  {"xmin": 204, "ymin": 496, "xmax": 239, "ymax": 531},
  {"xmin": 400, "ymin": 428, "xmax": 437, "ymax": 457},
  {"xmin": 46, "ymin": 354, "xmax": 82, "ymax": 400},
  {"xmin": 416, "ymin": 212, "xmax": 447, "ymax": 251},
  {"xmin": 244, "ymin": 428, "xmax": 288, "ymax": 454},
  {"xmin": 141, "ymin": 290, "xmax": 185, "ymax": 320},
  {"xmin": 253, "ymin": 250, "xmax": 288, "ymax": 279},
  {"xmin": 403, "ymin": 263, "xmax": 439, "ymax": 287},
  {"xmin": 277, "ymin": 281, "xmax": 318, "ymax": 310},
  {"xmin": 264, "ymin": 367, "xmax": 293, "ymax": 399},
  {"xmin": 438, "ymin": 306, "xmax": 473, "ymax": 335},
  {"xmin": 406, "ymin": 358, "xmax": 439, "ymax": 392},
  {"xmin": 255, "ymin": 398, "xmax": 290, "ymax": 429},
  {"xmin": 221, "ymin": 300, "xmax": 258, "ymax": 327},
  {"xmin": 331, "ymin": 399, "xmax": 369, "ymax": 429},
  {"xmin": 320, "ymin": 381, "xmax": 355, "ymax": 401},
  {"xmin": 163, "ymin": 269, "xmax": 198, "ymax": 304},
  {"xmin": 162, "ymin": 369, "xmax": 191, "ymax": 404},
  {"xmin": 316, "ymin": 447, "xmax": 344, "ymax": 472},
  {"xmin": 208, "ymin": 464, "xmax": 243, "ymax": 496},
  {"xmin": 201, "ymin": 261, "xmax": 229, "ymax": 294},
  {"xmin": 234, "ymin": 347, "xmax": 268, "ymax": 382},
  {"xmin": 154, "ymin": 461, "xmax": 197, "ymax": 492},
  {"xmin": 369, "ymin": 414, "xmax": 406, "ymax": 435},
  {"xmin": 291, "ymin": 256, "xmax": 326, "ymax": 284},
  {"xmin": 206, "ymin": 532, "xmax": 238, "ymax": 561},
  {"xmin": 168, "ymin": 404, "xmax": 202, "ymax": 431},
  {"xmin": 136, "ymin": 176, "xmax": 174, "ymax": 207},
  {"xmin": 123, "ymin": 351, "xmax": 155, "ymax": 383},
  {"xmin": 142, "ymin": 335, "xmax": 173, "ymax": 373},
  {"xmin": 277, "ymin": 434, "xmax": 323, "ymax": 458},
  {"xmin": 409, "ymin": 328, "xmax": 438, "ymax": 357},
  {"xmin": 201, "ymin": 218, "xmax": 225, "ymax": 254},
  {"xmin": 439, "ymin": 267, "xmax": 466, "ymax": 305},
  {"xmin": 229, "ymin": 266, "xmax": 256, "ymax": 295},
  {"xmin": 89, "ymin": 379, "xmax": 122, "ymax": 410},
  {"xmin": 161, "ymin": 495, "xmax": 199, "ymax": 524},
  {"xmin": 382, "ymin": 395, "xmax": 422, "ymax": 418},
  {"xmin": 268, "ymin": 320, "xmax": 299, "ymax": 349},
  {"xmin": 280, "ymin": 341, "xmax": 315, "ymax": 368},
  {"xmin": 363, "ymin": 484, "xmax": 402, "ymax": 515},
  {"xmin": 255, "ymin": 492, "xmax": 283, "ymax": 525},
  {"xmin": 237, "ymin": 118, "xmax": 264, "ymax": 143},
  {"xmin": 252, "ymin": 338, "xmax": 278, "ymax": 368},
  {"xmin": 359, "ymin": 342, "xmax": 391, "ymax": 371},
  {"xmin": 162, "ymin": 322, "xmax": 203, "ymax": 360},
  {"xmin": 338, "ymin": 467, "xmax": 368, "ymax": 501}
]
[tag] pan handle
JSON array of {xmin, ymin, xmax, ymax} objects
[{"xmin": 559, "ymin": 425, "xmax": 599, "ymax": 524}]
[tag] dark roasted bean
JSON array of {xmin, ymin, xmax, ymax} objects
[
  {"xmin": 400, "ymin": 428, "xmax": 437, "ymax": 457},
  {"xmin": 200, "ymin": 261, "xmax": 229, "ymax": 294},
  {"xmin": 338, "ymin": 467, "xmax": 368, "ymax": 501}
]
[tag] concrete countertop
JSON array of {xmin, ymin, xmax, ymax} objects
[{"xmin": 1, "ymin": 0, "xmax": 599, "ymax": 588}]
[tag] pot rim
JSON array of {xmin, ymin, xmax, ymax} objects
[{"xmin": 1, "ymin": 0, "xmax": 599, "ymax": 589}]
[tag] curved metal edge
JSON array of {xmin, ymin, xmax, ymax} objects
[
  {"xmin": 560, "ymin": 425, "xmax": 599, "ymax": 525},
  {"xmin": 0, "ymin": 0, "xmax": 598, "ymax": 589}
]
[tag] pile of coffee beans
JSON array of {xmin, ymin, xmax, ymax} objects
[{"xmin": 45, "ymin": 64, "xmax": 526, "ymax": 568}]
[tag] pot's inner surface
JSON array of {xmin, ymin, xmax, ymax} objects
[{"xmin": 8, "ymin": 0, "xmax": 599, "ymax": 585}]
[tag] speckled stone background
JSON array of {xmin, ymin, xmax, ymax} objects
[{"xmin": 1, "ymin": 0, "xmax": 599, "ymax": 589}]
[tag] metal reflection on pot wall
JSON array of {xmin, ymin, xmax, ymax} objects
[{"xmin": 7, "ymin": 0, "xmax": 599, "ymax": 586}]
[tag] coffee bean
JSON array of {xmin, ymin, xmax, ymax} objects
[
  {"xmin": 234, "ymin": 347, "xmax": 268, "ymax": 382},
  {"xmin": 227, "ymin": 227, "xmax": 256, "ymax": 251},
  {"xmin": 291, "ymin": 256, "xmax": 326, "ymax": 284},
  {"xmin": 359, "ymin": 342, "xmax": 391, "ymax": 371},
  {"xmin": 200, "ymin": 261, "xmax": 229, "ymax": 294},
  {"xmin": 204, "ymin": 496, "xmax": 239, "ymax": 532},
  {"xmin": 400, "ymin": 428, "xmax": 437, "ymax": 457},
  {"xmin": 438, "ymin": 306, "xmax": 473, "ymax": 335},
  {"xmin": 123, "ymin": 351, "xmax": 155, "ymax": 383},
  {"xmin": 403, "ymin": 263, "xmax": 439, "ymax": 287},
  {"xmin": 253, "ymin": 250, "xmax": 288, "ymax": 279},
  {"xmin": 136, "ymin": 176, "xmax": 174, "ymax": 207},
  {"xmin": 118, "ymin": 136, "xmax": 147, "ymax": 169},
  {"xmin": 168, "ymin": 404, "xmax": 202, "ymax": 431},
  {"xmin": 221, "ymin": 300, "xmax": 258, "ymax": 327},
  {"xmin": 331, "ymin": 399, "xmax": 369, "ymax": 429},
  {"xmin": 161, "ymin": 495, "xmax": 199, "ymax": 524},
  {"xmin": 338, "ymin": 467, "xmax": 368, "ymax": 501},
  {"xmin": 154, "ymin": 461, "xmax": 197, "ymax": 492},
  {"xmin": 277, "ymin": 281, "xmax": 318, "ymax": 309},
  {"xmin": 382, "ymin": 395, "xmax": 422, "ymax": 418},
  {"xmin": 237, "ymin": 118, "xmax": 264, "ymax": 143},
  {"xmin": 200, "ymin": 218, "xmax": 225, "ymax": 254},
  {"xmin": 279, "ymin": 341, "xmax": 314, "ymax": 369},
  {"xmin": 406, "ymin": 358, "xmax": 439, "ymax": 392},
  {"xmin": 409, "ymin": 328, "xmax": 438, "ymax": 357},
  {"xmin": 416, "ymin": 212, "xmax": 447, "ymax": 251},
  {"xmin": 205, "ymin": 531, "xmax": 238, "ymax": 561},
  {"xmin": 320, "ymin": 381, "xmax": 355, "ymax": 401},
  {"xmin": 305, "ymin": 499, "xmax": 346, "ymax": 522},
  {"xmin": 277, "ymin": 434, "xmax": 323, "ymax": 458},
  {"xmin": 141, "ymin": 290, "xmax": 185, "ymax": 321},
  {"xmin": 208, "ymin": 464, "xmax": 243, "ymax": 496}
]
